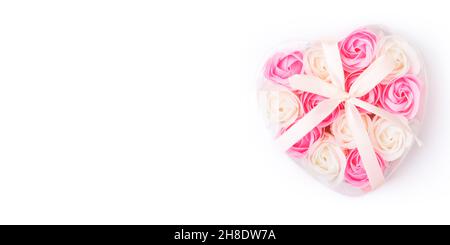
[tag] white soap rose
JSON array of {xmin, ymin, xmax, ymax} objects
[
  {"xmin": 377, "ymin": 35, "xmax": 421, "ymax": 84},
  {"xmin": 258, "ymin": 82, "xmax": 300, "ymax": 127},
  {"xmin": 307, "ymin": 133, "xmax": 346, "ymax": 183},
  {"xmin": 331, "ymin": 111, "xmax": 372, "ymax": 149},
  {"xmin": 303, "ymin": 43, "xmax": 330, "ymax": 81},
  {"xmin": 370, "ymin": 116, "xmax": 413, "ymax": 161}
]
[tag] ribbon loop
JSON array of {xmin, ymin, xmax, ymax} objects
[
  {"xmin": 349, "ymin": 55, "xmax": 397, "ymax": 97},
  {"xmin": 289, "ymin": 75, "xmax": 348, "ymax": 99}
]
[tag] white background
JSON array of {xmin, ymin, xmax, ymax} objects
[{"xmin": 0, "ymin": 0, "xmax": 449, "ymax": 225}]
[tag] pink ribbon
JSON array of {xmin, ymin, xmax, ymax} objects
[{"xmin": 276, "ymin": 41, "xmax": 418, "ymax": 190}]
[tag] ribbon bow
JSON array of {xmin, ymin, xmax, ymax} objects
[{"xmin": 276, "ymin": 40, "xmax": 419, "ymax": 189}]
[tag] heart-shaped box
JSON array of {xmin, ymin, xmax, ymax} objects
[{"xmin": 257, "ymin": 26, "xmax": 427, "ymax": 195}]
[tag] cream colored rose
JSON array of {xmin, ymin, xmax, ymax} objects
[
  {"xmin": 370, "ymin": 116, "xmax": 413, "ymax": 161},
  {"xmin": 258, "ymin": 82, "xmax": 300, "ymax": 127},
  {"xmin": 307, "ymin": 133, "xmax": 346, "ymax": 183},
  {"xmin": 303, "ymin": 43, "xmax": 330, "ymax": 81},
  {"xmin": 377, "ymin": 36, "xmax": 421, "ymax": 84},
  {"xmin": 331, "ymin": 111, "xmax": 372, "ymax": 149}
]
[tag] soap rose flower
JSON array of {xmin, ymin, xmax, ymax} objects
[
  {"xmin": 303, "ymin": 43, "xmax": 330, "ymax": 81},
  {"xmin": 339, "ymin": 28, "xmax": 378, "ymax": 72},
  {"xmin": 259, "ymin": 82, "xmax": 301, "ymax": 127},
  {"xmin": 307, "ymin": 133, "xmax": 346, "ymax": 183},
  {"xmin": 344, "ymin": 148, "xmax": 386, "ymax": 189},
  {"xmin": 377, "ymin": 36, "xmax": 421, "ymax": 84},
  {"xmin": 345, "ymin": 70, "xmax": 381, "ymax": 107},
  {"xmin": 370, "ymin": 117, "xmax": 413, "ymax": 161},
  {"xmin": 279, "ymin": 125, "xmax": 323, "ymax": 158},
  {"xmin": 331, "ymin": 111, "xmax": 372, "ymax": 149},
  {"xmin": 264, "ymin": 51, "xmax": 304, "ymax": 86},
  {"xmin": 379, "ymin": 75, "xmax": 421, "ymax": 119},
  {"xmin": 299, "ymin": 92, "xmax": 341, "ymax": 128}
]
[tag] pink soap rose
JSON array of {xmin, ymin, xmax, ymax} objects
[
  {"xmin": 344, "ymin": 148, "xmax": 386, "ymax": 189},
  {"xmin": 339, "ymin": 28, "xmax": 378, "ymax": 72},
  {"xmin": 345, "ymin": 70, "xmax": 381, "ymax": 111},
  {"xmin": 299, "ymin": 92, "xmax": 341, "ymax": 128},
  {"xmin": 279, "ymin": 124, "xmax": 323, "ymax": 158},
  {"xmin": 379, "ymin": 75, "xmax": 421, "ymax": 119},
  {"xmin": 264, "ymin": 51, "xmax": 304, "ymax": 86}
]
